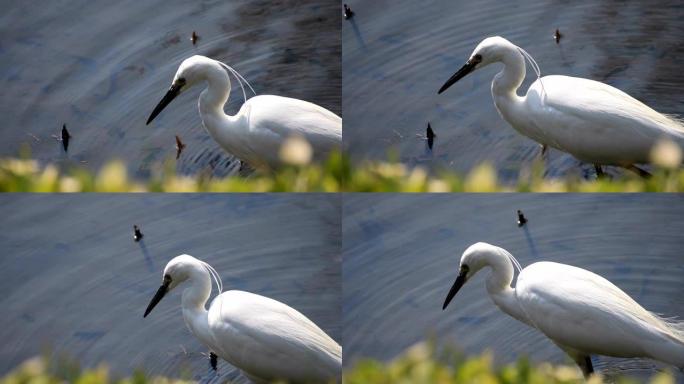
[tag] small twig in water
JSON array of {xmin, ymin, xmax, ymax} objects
[
  {"xmin": 554, "ymin": 29, "xmax": 563, "ymax": 44},
  {"xmin": 517, "ymin": 210, "xmax": 528, "ymax": 227}
]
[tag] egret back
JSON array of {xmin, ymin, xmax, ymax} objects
[
  {"xmin": 523, "ymin": 75, "xmax": 684, "ymax": 164},
  {"xmin": 516, "ymin": 261, "xmax": 684, "ymax": 364},
  {"xmin": 206, "ymin": 290, "xmax": 341, "ymax": 383}
]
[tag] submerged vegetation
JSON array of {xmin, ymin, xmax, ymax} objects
[
  {"xmin": 344, "ymin": 342, "xmax": 675, "ymax": 384},
  {"xmin": 1, "ymin": 152, "xmax": 683, "ymax": 192}
]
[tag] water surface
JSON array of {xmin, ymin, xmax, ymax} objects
[
  {"xmin": 0, "ymin": 0, "xmax": 341, "ymax": 178},
  {"xmin": 0, "ymin": 194, "xmax": 341, "ymax": 383},
  {"xmin": 343, "ymin": 194, "xmax": 684, "ymax": 381},
  {"xmin": 342, "ymin": 0, "xmax": 684, "ymax": 181}
]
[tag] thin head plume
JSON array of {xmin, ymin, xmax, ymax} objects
[
  {"xmin": 517, "ymin": 47, "xmax": 546, "ymax": 97},
  {"xmin": 200, "ymin": 260, "xmax": 223, "ymax": 297},
  {"xmin": 499, "ymin": 247, "xmax": 523, "ymax": 274},
  {"xmin": 218, "ymin": 62, "xmax": 257, "ymax": 104}
]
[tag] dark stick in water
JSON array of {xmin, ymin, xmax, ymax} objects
[{"xmin": 61, "ymin": 124, "xmax": 71, "ymax": 152}]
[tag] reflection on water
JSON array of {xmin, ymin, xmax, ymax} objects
[
  {"xmin": 342, "ymin": 0, "xmax": 684, "ymax": 181},
  {"xmin": 343, "ymin": 194, "xmax": 684, "ymax": 382},
  {"xmin": 0, "ymin": 0, "xmax": 340, "ymax": 179},
  {"xmin": 0, "ymin": 194, "xmax": 341, "ymax": 383}
]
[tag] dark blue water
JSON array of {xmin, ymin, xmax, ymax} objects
[
  {"xmin": 343, "ymin": 194, "xmax": 684, "ymax": 382},
  {"xmin": 0, "ymin": 0, "xmax": 340, "ymax": 178},
  {"xmin": 0, "ymin": 194, "xmax": 341, "ymax": 383},
  {"xmin": 342, "ymin": 0, "xmax": 684, "ymax": 181}
]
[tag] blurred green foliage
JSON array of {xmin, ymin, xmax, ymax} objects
[
  {"xmin": 1, "ymin": 153, "xmax": 683, "ymax": 192},
  {"xmin": 0, "ymin": 347, "xmax": 676, "ymax": 384},
  {"xmin": 0, "ymin": 356, "xmax": 194, "ymax": 384},
  {"xmin": 0, "ymin": 152, "xmax": 346, "ymax": 192},
  {"xmin": 343, "ymin": 159, "xmax": 684, "ymax": 192},
  {"xmin": 343, "ymin": 342, "xmax": 675, "ymax": 384}
]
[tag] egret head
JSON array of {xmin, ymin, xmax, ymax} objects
[
  {"xmin": 442, "ymin": 242, "xmax": 503, "ymax": 310},
  {"xmin": 146, "ymin": 56, "xmax": 222, "ymax": 125},
  {"xmin": 143, "ymin": 254, "xmax": 200, "ymax": 317},
  {"xmin": 437, "ymin": 36, "xmax": 516, "ymax": 94}
]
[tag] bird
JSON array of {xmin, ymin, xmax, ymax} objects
[
  {"xmin": 61, "ymin": 124, "xmax": 71, "ymax": 152},
  {"xmin": 143, "ymin": 254, "xmax": 342, "ymax": 383},
  {"xmin": 442, "ymin": 242, "xmax": 684, "ymax": 377},
  {"xmin": 437, "ymin": 36, "xmax": 684, "ymax": 177},
  {"xmin": 146, "ymin": 55, "xmax": 342, "ymax": 171}
]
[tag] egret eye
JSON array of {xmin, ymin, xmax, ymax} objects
[
  {"xmin": 176, "ymin": 77, "xmax": 186, "ymax": 86},
  {"xmin": 163, "ymin": 274, "xmax": 172, "ymax": 285},
  {"xmin": 471, "ymin": 54, "xmax": 482, "ymax": 64}
]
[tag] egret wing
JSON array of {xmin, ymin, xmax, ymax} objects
[
  {"xmin": 241, "ymin": 95, "xmax": 342, "ymax": 165},
  {"xmin": 516, "ymin": 262, "xmax": 677, "ymax": 357},
  {"xmin": 207, "ymin": 290, "xmax": 341, "ymax": 383},
  {"xmin": 524, "ymin": 75, "xmax": 684, "ymax": 164}
]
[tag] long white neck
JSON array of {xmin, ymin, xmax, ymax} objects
[
  {"xmin": 180, "ymin": 265, "xmax": 214, "ymax": 347},
  {"xmin": 483, "ymin": 249, "xmax": 531, "ymax": 326},
  {"xmin": 490, "ymin": 46, "xmax": 526, "ymax": 128},
  {"xmin": 197, "ymin": 66, "xmax": 247, "ymax": 157}
]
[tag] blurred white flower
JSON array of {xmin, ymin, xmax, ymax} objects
[
  {"xmin": 650, "ymin": 140, "xmax": 682, "ymax": 169},
  {"xmin": 279, "ymin": 136, "xmax": 313, "ymax": 166}
]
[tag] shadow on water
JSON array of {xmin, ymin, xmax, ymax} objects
[
  {"xmin": 342, "ymin": 194, "xmax": 684, "ymax": 383},
  {"xmin": 0, "ymin": 194, "xmax": 341, "ymax": 383},
  {"xmin": 0, "ymin": 0, "xmax": 341, "ymax": 180},
  {"xmin": 137, "ymin": 239, "xmax": 155, "ymax": 273},
  {"xmin": 348, "ymin": 19, "xmax": 367, "ymax": 50},
  {"xmin": 342, "ymin": 0, "xmax": 684, "ymax": 182},
  {"xmin": 521, "ymin": 225, "xmax": 540, "ymax": 260}
]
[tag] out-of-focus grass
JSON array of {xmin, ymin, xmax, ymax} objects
[
  {"xmin": 1, "ymin": 153, "xmax": 683, "ymax": 192},
  {"xmin": 0, "ymin": 152, "xmax": 346, "ymax": 192},
  {"xmin": 0, "ymin": 356, "xmax": 194, "ymax": 384},
  {"xmin": 343, "ymin": 160, "xmax": 684, "ymax": 192},
  {"xmin": 0, "ymin": 356, "xmax": 335, "ymax": 384},
  {"xmin": 343, "ymin": 342, "xmax": 675, "ymax": 384}
]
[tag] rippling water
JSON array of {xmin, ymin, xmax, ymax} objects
[
  {"xmin": 0, "ymin": 194, "xmax": 341, "ymax": 382},
  {"xmin": 0, "ymin": 0, "xmax": 341, "ymax": 178},
  {"xmin": 343, "ymin": 194, "xmax": 684, "ymax": 381},
  {"xmin": 342, "ymin": 0, "xmax": 684, "ymax": 181}
]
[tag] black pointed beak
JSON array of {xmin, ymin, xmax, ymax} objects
[
  {"xmin": 146, "ymin": 81, "xmax": 184, "ymax": 125},
  {"xmin": 143, "ymin": 279, "xmax": 170, "ymax": 317},
  {"xmin": 442, "ymin": 267, "xmax": 468, "ymax": 310},
  {"xmin": 438, "ymin": 55, "xmax": 481, "ymax": 94}
]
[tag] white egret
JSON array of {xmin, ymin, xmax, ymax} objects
[
  {"xmin": 146, "ymin": 56, "xmax": 342, "ymax": 170},
  {"xmin": 143, "ymin": 254, "xmax": 341, "ymax": 383},
  {"xmin": 438, "ymin": 36, "xmax": 684, "ymax": 177},
  {"xmin": 442, "ymin": 242, "xmax": 684, "ymax": 377}
]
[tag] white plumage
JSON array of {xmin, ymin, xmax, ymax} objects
[
  {"xmin": 147, "ymin": 55, "xmax": 342, "ymax": 170},
  {"xmin": 143, "ymin": 254, "xmax": 341, "ymax": 383},
  {"xmin": 442, "ymin": 242, "xmax": 684, "ymax": 377},
  {"xmin": 438, "ymin": 36, "xmax": 684, "ymax": 174}
]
